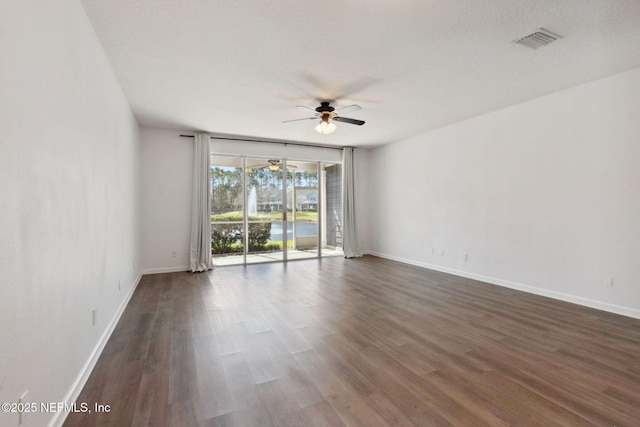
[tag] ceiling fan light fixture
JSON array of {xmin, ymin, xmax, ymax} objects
[
  {"xmin": 267, "ymin": 160, "xmax": 281, "ymax": 171},
  {"xmin": 315, "ymin": 120, "xmax": 336, "ymax": 135}
]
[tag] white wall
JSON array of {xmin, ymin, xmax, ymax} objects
[
  {"xmin": 367, "ymin": 67, "xmax": 640, "ymax": 318},
  {"xmin": 140, "ymin": 128, "xmax": 193, "ymax": 272},
  {"xmin": 0, "ymin": 1, "xmax": 141, "ymax": 426}
]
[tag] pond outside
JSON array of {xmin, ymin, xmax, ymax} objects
[{"xmin": 270, "ymin": 221, "xmax": 317, "ymax": 240}]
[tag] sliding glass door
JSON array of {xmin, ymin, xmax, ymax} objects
[
  {"xmin": 321, "ymin": 162, "xmax": 344, "ymax": 257},
  {"xmin": 289, "ymin": 161, "xmax": 320, "ymax": 260},
  {"xmin": 211, "ymin": 155, "xmax": 342, "ymax": 266},
  {"xmin": 245, "ymin": 157, "xmax": 286, "ymax": 263},
  {"xmin": 210, "ymin": 157, "xmax": 244, "ymax": 263}
]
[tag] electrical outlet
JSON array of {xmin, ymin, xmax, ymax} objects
[
  {"xmin": 439, "ymin": 249, "xmax": 445, "ymax": 256},
  {"xmin": 92, "ymin": 309, "xmax": 98, "ymax": 326},
  {"xmin": 171, "ymin": 251, "xmax": 177, "ymax": 258},
  {"xmin": 462, "ymin": 252, "xmax": 468, "ymax": 262},
  {"xmin": 604, "ymin": 276, "xmax": 614, "ymax": 288}
]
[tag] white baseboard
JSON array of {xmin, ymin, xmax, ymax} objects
[
  {"xmin": 368, "ymin": 251, "xmax": 640, "ymax": 320},
  {"xmin": 48, "ymin": 272, "xmax": 143, "ymax": 427},
  {"xmin": 141, "ymin": 265, "xmax": 189, "ymax": 275}
]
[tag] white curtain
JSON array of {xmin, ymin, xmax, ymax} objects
[
  {"xmin": 189, "ymin": 133, "xmax": 213, "ymax": 272},
  {"xmin": 342, "ymin": 147, "xmax": 362, "ymax": 258}
]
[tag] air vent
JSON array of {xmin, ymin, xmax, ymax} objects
[{"xmin": 514, "ymin": 28, "xmax": 562, "ymax": 49}]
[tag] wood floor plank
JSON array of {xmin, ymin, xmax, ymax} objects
[
  {"xmin": 64, "ymin": 256, "xmax": 640, "ymax": 426},
  {"xmin": 192, "ymin": 335, "xmax": 234, "ymax": 419},
  {"xmin": 325, "ymin": 392, "xmax": 391, "ymax": 427},
  {"xmin": 300, "ymin": 400, "xmax": 346, "ymax": 427}
]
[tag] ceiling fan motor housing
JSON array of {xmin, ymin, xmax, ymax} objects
[{"xmin": 316, "ymin": 102, "xmax": 335, "ymax": 113}]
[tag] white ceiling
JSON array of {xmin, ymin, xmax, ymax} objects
[{"xmin": 80, "ymin": 0, "xmax": 640, "ymax": 147}]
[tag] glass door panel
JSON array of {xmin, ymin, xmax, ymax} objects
[
  {"xmin": 211, "ymin": 156, "xmax": 244, "ymax": 266},
  {"xmin": 321, "ymin": 162, "xmax": 344, "ymax": 257},
  {"xmin": 289, "ymin": 161, "xmax": 319, "ymax": 260},
  {"xmin": 245, "ymin": 158, "xmax": 284, "ymax": 263}
]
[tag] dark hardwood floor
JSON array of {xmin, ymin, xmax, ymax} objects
[{"xmin": 64, "ymin": 256, "xmax": 640, "ymax": 426}]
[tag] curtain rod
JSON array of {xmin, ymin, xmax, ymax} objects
[{"xmin": 179, "ymin": 134, "xmax": 346, "ymax": 151}]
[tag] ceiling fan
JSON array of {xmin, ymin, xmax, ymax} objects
[{"xmin": 283, "ymin": 101, "xmax": 365, "ymax": 134}]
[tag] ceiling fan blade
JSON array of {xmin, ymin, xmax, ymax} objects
[
  {"xmin": 336, "ymin": 104, "xmax": 361, "ymax": 114},
  {"xmin": 333, "ymin": 116, "xmax": 365, "ymax": 126},
  {"xmin": 282, "ymin": 116, "xmax": 317, "ymax": 123},
  {"xmin": 296, "ymin": 105, "xmax": 320, "ymax": 114}
]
